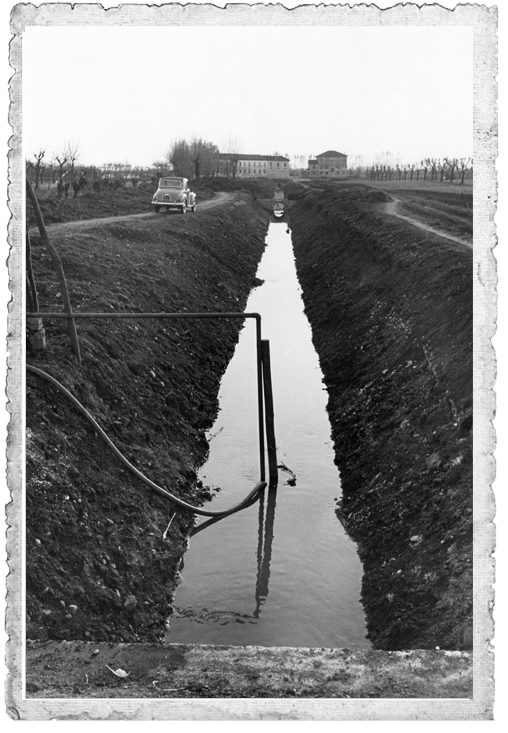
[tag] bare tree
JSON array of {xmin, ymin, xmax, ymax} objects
[
  {"xmin": 223, "ymin": 134, "xmax": 242, "ymax": 179},
  {"xmin": 62, "ymin": 143, "xmax": 82, "ymax": 196},
  {"xmin": 54, "ymin": 152, "xmax": 68, "ymax": 196},
  {"xmin": 421, "ymin": 159, "xmax": 429, "ymax": 181},
  {"xmin": 65, "ymin": 143, "xmax": 80, "ymax": 183},
  {"xmin": 445, "ymin": 157, "xmax": 459, "ymax": 184},
  {"xmin": 429, "ymin": 158, "xmax": 438, "ymax": 182},
  {"xmin": 33, "ymin": 150, "xmax": 45, "ymax": 190},
  {"xmin": 437, "ymin": 159, "xmax": 447, "ymax": 183},
  {"xmin": 459, "ymin": 157, "xmax": 472, "ymax": 185}
]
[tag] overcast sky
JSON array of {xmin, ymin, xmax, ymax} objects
[{"xmin": 23, "ymin": 24, "xmax": 473, "ymax": 168}]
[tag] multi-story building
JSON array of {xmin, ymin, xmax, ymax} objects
[
  {"xmin": 217, "ymin": 153, "xmax": 290, "ymax": 179},
  {"xmin": 308, "ymin": 150, "xmax": 348, "ymax": 177}
]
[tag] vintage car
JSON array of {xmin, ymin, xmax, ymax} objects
[{"xmin": 152, "ymin": 177, "xmax": 196, "ymax": 214}]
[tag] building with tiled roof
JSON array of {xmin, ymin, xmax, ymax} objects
[
  {"xmin": 217, "ymin": 153, "xmax": 290, "ymax": 179},
  {"xmin": 308, "ymin": 150, "xmax": 348, "ymax": 178}
]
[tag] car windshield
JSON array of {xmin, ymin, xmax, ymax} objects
[{"xmin": 160, "ymin": 178, "xmax": 184, "ymax": 189}]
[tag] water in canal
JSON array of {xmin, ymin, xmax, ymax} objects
[{"xmin": 167, "ymin": 223, "xmax": 369, "ymax": 648}]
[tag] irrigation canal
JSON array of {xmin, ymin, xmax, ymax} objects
[{"xmin": 167, "ymin": 222, "xmax": 369, "ymax": 648}]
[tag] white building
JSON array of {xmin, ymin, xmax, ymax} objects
[{"xmin": 217, "ymin": 154, "xmax": 290, "ymax": 179}]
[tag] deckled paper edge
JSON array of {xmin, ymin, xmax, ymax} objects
[{"xmin": 5, "ymin": 1, "xmax": 498, "ymax": 721}]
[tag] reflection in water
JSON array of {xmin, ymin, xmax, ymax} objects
[
  {"xmin": 254, "ymin": 484, "xmax": 277, "ymax": 618},
  {"xmin": 185, "ymin": 481, "xmax": 279, "ymax": 622}
]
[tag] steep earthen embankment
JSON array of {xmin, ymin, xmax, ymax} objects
[
  {"xmin": 26, "ymin": 195, "xmax": 269, "ymax": 643},
  {"xmin": 290, "ymin": 185, "xmax": 472, "ymax": 650}
]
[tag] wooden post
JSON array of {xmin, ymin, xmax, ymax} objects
[
  {"xmin": 26, "ymin": 231, "xmax": 40, "ymax": 314},
  {"xmin": 255, "ymin": 316, "xmax": 265, "ymax": 482},
  {"xmin": 261, "ymin": 340, "xmax": 278, "ymax": 487},
  {"xmin": 26, "ymin": 176, "xmax": 81, "ymax": 363},
  {"xmin": 26, "ymin": 230, "xmax": 46, "ymax": 351}
]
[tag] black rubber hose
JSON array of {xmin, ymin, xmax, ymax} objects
[{"xmin": 27, "ymin": 364, "xmax": 266, "ymax": 517}]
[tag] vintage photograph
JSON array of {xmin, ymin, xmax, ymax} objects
[{"xmin": 6, "ymin": 0, "xmax": 498, "ymax": 721}]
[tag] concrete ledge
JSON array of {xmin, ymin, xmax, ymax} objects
[{"xmin": 26, "ymin": 641, "xmax": 472, "ymax": 699}]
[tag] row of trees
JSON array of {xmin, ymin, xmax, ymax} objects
[
  {"xmin": 28, "ymin": 139, "xmax": 473, "ymax": 191},
  {"xmin": 27, "ymin": 136, "xmax": 223, "ymax": 196},
  {"xmin": 26, "ymin": 144, "xmax": 171, "ymax": 197},
  {"xmin": 29, "ymin": 143, "xmax": 81, "ymax": 193},
  {"xmin": 366, "ymin": 157, "xmax": 473, "ymax": 184}
]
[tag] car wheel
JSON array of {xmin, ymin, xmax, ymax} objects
[
  {"xmin": 181, "ymin": 199, "xmax": 187, "ymax": 214},
  {"xmin": 154, "ymin": 205, "xmax": 160, "ymax": 213}
]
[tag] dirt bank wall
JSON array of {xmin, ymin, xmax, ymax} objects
[
  {"xmin": 290, "ymin": 185, "xmax": 472, "ymax": 650},
  {"xmin": 26, "ymin": 195, "xmax": 269, "ymax": 643}
]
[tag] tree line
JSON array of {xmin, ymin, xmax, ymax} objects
[
  {"xmin": 26, "ymin": 144, "xmax": 171, "ymax": 198},
  {"xmin": 27, "ymin": 143, "xmax": 83, "ymax": 196},
  {"xmin": 365, "ymin": 157, "xmax": 473, "ymax": 184},
  {"xmin": 26, "ymin": 135, "xmax": 222, "ymax": 197}
]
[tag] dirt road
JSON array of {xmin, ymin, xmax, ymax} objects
[
  {"xmin": 36, "ymin": 191, "xmax": 236, "ymax": 235},
  {"xmin": 300, "ymin": 181, "xmax": 472, "ymax": 248},
  {"xmin": 384, "ymin": 197, "xmax": 472, "ymax": 248}
]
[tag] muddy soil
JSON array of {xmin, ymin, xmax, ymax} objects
[
  {"xmin": 290, "ymin": 184, "xmax": 473, "ymax": 651},
  {"xmin": 25, "ymin": 191, "xmax": 269, "ymax": 644},
  {"xmin": 24, "ymin": 640, "xmax": 471, "ymax": 700}
]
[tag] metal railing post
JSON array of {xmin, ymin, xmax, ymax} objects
[
  {"xmin": 26, "ymin": 310, "xmax": 269, "ymax": 483},
  {"xmin": 261, "ymin": 339, "xmax": 278, "ymax": 486}
]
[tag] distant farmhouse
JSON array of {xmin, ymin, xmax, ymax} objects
[
  {"xmin": 308, "ymin": 150, "xmax": 348, "ymax": 177},
  {"xmin": 217, "ymin": 153, "xmax": 290, "ymax": 179}
]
